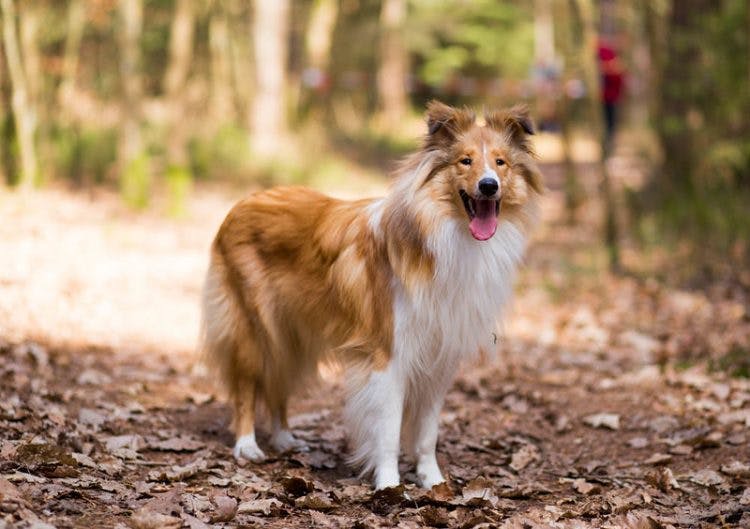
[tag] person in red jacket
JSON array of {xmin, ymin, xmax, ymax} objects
[{"xmin": 598, "ymin": 41, "xmax": 625, "ymax": 147}]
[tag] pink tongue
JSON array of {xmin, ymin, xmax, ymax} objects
[{"xmin": 469, "ymin": 200, "xmax": 497, "ymax": 241}]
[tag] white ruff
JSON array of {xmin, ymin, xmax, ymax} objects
[{"xmin": 393, "ymin": 216, "xmax": 527, "ymax": 425}]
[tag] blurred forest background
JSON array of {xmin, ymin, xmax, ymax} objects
[{"xmin": 0, "ymin": 0, "xmax": 748, "ymax": 281}]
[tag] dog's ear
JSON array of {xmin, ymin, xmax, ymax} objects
[
  {"xmin": 485, "ymin": 104, "xmax": 535, "ymax": 152},
  {"xmin": 425, "ymin": 100, "xmax": 475, "ymax": 149}
]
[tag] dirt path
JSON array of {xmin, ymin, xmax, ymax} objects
[{"xmin": 1, "ymin": 184, "xmax": 748, "ymax": 528}]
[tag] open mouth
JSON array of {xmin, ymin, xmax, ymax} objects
[{"xmin": 459, "ymin": 190, "xmax": 500, "ymax": 241}]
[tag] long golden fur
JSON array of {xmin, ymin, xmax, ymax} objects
[{"xmin": 200, "ymin": 100, "xmax": 543, "ymax": 487}]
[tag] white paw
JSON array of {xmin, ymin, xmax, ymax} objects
[
  {"xmin": 374, "ymin": 468, "xmax": 401, "ymax": 490},
  {"xmin": 233, "ymin": 434, "xmax": 266, "ymax": 462},
  {"xmin": 270, "ymin": 430, "xmax": 308, "ymax": 453},
  {"xmin": 417, "ymin": 458, "xmax": 445, "ymax": 489}
]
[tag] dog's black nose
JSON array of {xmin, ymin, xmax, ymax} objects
[{"xmin": 478, "ymin": 178, "xmax": 499, "ymax": 197}]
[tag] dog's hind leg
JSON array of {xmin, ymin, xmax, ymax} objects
[{"xmin": 269, "ymin": 401, "xmax": 308, "ymax": 453}]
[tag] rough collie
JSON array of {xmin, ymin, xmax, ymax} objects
[{"xmin": 200, "ymin": 101, "xmax": 542, "ymax": 489}]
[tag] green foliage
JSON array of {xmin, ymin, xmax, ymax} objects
[
  {"xmin": 407, "ymin": 0, "xmax": 534, "ymax": 87},
  {"xmin": 120, "ymin": 152, "xmax": 151, "ymax": 209},
  {"xmin": 710, "ymin": 347, "xmax": 750, "ymax": 378},
  {"xmin": 188, "ymin": 125, "xmax": 252, "ymax": 181},
  {"xmin": 52, "ymin": 127, "xmax": 117, "ymax": 185},
  {"xmin": 165, "ymin": 164, "xmax": 192, "ymax": 217},
  {"xmin": 1, "ymin": 114, "xmax": 18, "ymax": 186},
  {"xmin": 632, "ymin": 184, "xmax": 750, "ymax": 281}
]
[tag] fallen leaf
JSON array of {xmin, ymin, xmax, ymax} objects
[
  {"xmin": 148, "ymin": 436, "xmax": 203, "ymax": 452},
  {"xmin": 148, "ymin": 459, "xmax": 207, "ymax": 482},
  {"xmin": 717, "ymin": 409, "xmax": 750, "ymax": 427},
  {"xmin": 571, "ymin": 479, "xmax": 600, "ymax": 495},
  {"xmin": 207, "ymin": 476, "xmax": 230, "ymax": 487},
  {"xmin": 294, "ymin": 492, "xmax": 336, "ymax": 511},
  {"xmin": 78, "ymin": 408, "xmax": 106, "ymax": 427},
  {"xmin": 180, "ymin": 513, "xmax": 211, "ymax": 529},
  {"xmin": 628, "ymin": 437, "xmax": 649, "ymax": 449},
  {"xmin": 459, "ymin": 477, "xmax": 498, "ymax": 507},
  {"xmin": 644, "ymin": 453, "xmax": 672, "ymax": 465},
  {"xmin": 689, "ymin": 469, "xmax": 725, "ymax": 488},
  {"xmin": 419, "ymin": 505, "xmax": 450, "ymax": 527},
  {"xmin": 291, "ymin": 449, "xmax": 337, "ymax": 469},
  {"xmin": 720, "ymin": 460, "xmax": 750, "ymax": 478},
  {"xmin": 510, "ymin": 444, "xmax": 540, "ymax": 471},
  {"xmin": 237, "ymin": 498, "xmax": 283, "ymax": 516},
  {"xmin": 281, "ymin": 475, "xmax": 314, "ymax": 497},
  {"xmin": 210, "ymin": 495, "xmax": 237, "ymax": 523},
  {"xmin": 426, "ymin": 482, "xmax": 454, "ymax": 503},
  {"xmin": 105, "ymin": 435, "xmax": 143, "ymax": 453},
  {"xmin": 3, "ymin": 471, "xmax": 47, "ymax": 484},
  {"xmin": 130, "ymin": 509, "xmax": 181, "ymax": 529},
  {"xmin": 367, "ymin": 484, "xmax": 406, "ymax": 515},
  {"xmin": 77, "ymin": 368, "xmax": 112, "ymax": 385},
  {"xmin": 709, "ymin": 382, "xmax": 731, "ymax": 401},
  {"xmin": 583, "ymin": 413, "xmax": 620, "ymax": 430},
  {"xmin": 646, "ymin": 467, "xmax": 680, "ymax": 492}
]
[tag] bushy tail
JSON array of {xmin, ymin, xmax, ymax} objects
[{"xmin": 199, "ymin": 243, "xmax": 253, "ymax": 401}]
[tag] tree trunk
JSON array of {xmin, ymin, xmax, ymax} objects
[
  {"xmin": 58, "ymin": 0, "xmax": 85, "ymax": 115},
  {"xmin": 555, "ymin": 0, "xmax": 584, "ymax": 223},
  {"xmin": 0, "ymin": 39, "xmax": 6, "ymax": 186},
  {"xmin": 209, "ymin": 3, "xmax": 233, "ymax": 125},
  {"xmin": 117, "ymin": 0, "xmax": 147, "ymax": 207},
  {"xmin": 306, "ymin": 0, "xmax": 338, "ymax": 73},
  {"xmin": 376, "ymin": 0, "xmax": 408, "ymax": 129},
  {"xmin": 656, "ymin": 0, "xmax": 713, "ymax": 191},
  {"xmin": 250, "ymin": 0, "xmax": 290, "ymax": 158},
  {"xmin": 1, "ymin": 0, "xmax": 37, "ymax": 190},
  {"xmin": 575, "ymin": 0, "xmax": 621, "ymax": 272},
  {"xmin": 164, "ymin": 0, "xmax": 194, "ymax": 169}
]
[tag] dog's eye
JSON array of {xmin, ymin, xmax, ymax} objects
[
  {"xmin": 459, "ymin": 158, "xmax": 472, "ymax": 166},
  {"xmin": 496, "ymin": 158, "xmax": 506, "ymax": 166}
]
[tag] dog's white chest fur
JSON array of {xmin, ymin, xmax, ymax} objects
[{"xmin": 393, "ymin": 218, "xmax": 526, "ymax": 374}]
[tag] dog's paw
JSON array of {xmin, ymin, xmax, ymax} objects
[
  {"xmin": 417, "ymin": 460, "xmax": 445, "ymax": 489},
  {"xmin": 233, "ymin": 434, "xmax": 266, "ymax": 462},
  {"xmin": 374, "ymin": 468, "xmax": 401, "ymax": 490},
  {"xmin": 270, "ymin": 430, "xmax": 308, "ymax": 453},
  {"xmin": 418, "ymin": 473, "xmax": 445, "ymax": 490}
]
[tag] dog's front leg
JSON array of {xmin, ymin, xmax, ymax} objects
[
  {"xmin": 412, "ymin": 391, "xmax": 447, "ymax": 489},
  {"xmin": 346, "ymin": 360, "xmax": 405, "ymax": 489}
]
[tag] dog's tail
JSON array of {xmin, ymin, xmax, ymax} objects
[{"xmin": 199, "ymin": 240, "xmax": 262, "ymax": 412}]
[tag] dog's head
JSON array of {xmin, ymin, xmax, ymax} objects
[{"xmin": 420, "ymin": 100, "xmax": 543, "ymax": 241}]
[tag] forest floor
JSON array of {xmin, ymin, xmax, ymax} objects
[{"xmin": 1, "ymin": 155, "xmax": 749, "ymax": 528}]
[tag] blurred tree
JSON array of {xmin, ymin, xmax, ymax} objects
[
  {"xmin": 655, "ymin": 0, "xmax": 750, "ymax": 190},
  {"xmin": 117, "ymin": 0, "xmax": 148, "ymax": 208},
  {"xmin": 553, "ymin": 0, "xmax": 584, "ymax": 223},
  {"xmin": 301, "ymin": 0, "xmax": 338, "ymax": 117},
  {"xmin": 251, "ymin": 0, "xmax": 290, "ymax": 157},
  {"xmin": 209, "ymin": 1, "xmax": 233, "ymax": 125},
  {"xmin": 58, "ymin": 0, "xmax": 84, "ymax": 116},
  {"xmin": 1, "ymin": 0, "xmax": 38, "ymax": 189},
  {"xmin": 575, "ymin": 0, "xmax": 620, "ymax": 272},
  {"xmin": 163, "ymin": 0, "xmax": 195, "ymax": 215},
  {"xmin": 376, "ymin": 0, "xmax": 408, "ymax": 128}
]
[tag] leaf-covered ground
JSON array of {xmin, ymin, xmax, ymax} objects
[{"xmin": 1, "ymin": 177, "xmax": 749, "ymax": 528}]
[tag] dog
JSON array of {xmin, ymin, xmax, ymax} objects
[{"xmin": 200, "ymin": 100, "xmax": 542, "ymax": 489}]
